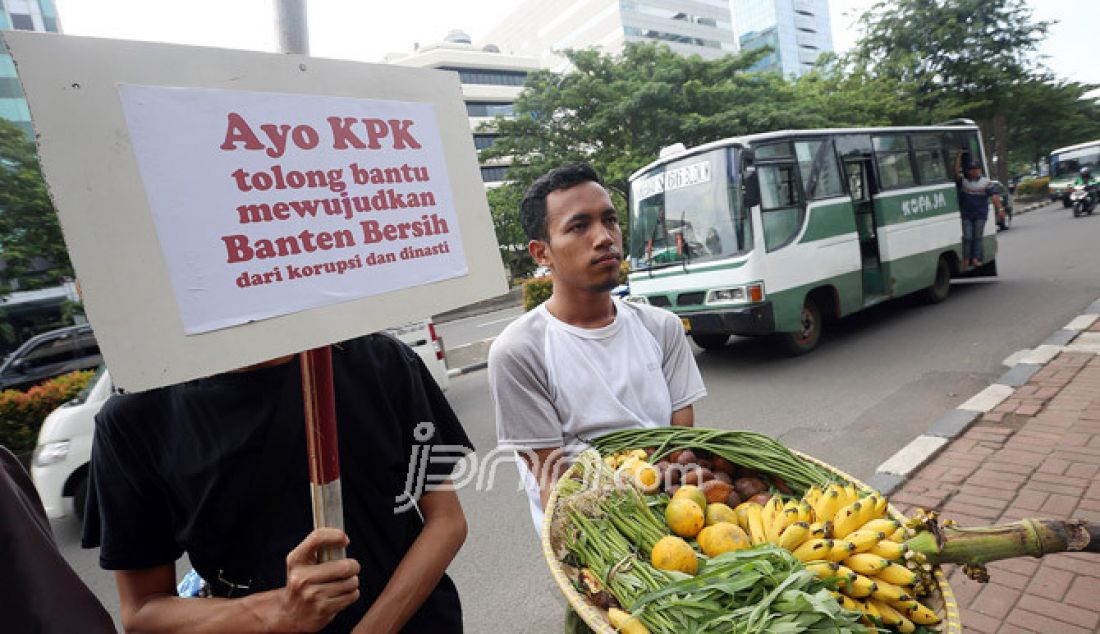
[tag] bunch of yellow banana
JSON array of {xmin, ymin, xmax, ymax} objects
[
  {"xmin": 732, "ymin": 483, "xmax": 940, "ymax": 632},
  {"xmin": 603, "ymin": 449, "xmax": 648, "ymax": 469}
]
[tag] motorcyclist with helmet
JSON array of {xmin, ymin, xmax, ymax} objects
[
  {"xmin": 1072, "ymin": 166, "xmax": 1098, "ymax": 215},
  {"xmin": 1073, "ymin": 166, "xmax": 1096, "ymax": 187}
]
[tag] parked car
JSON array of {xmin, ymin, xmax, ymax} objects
[
  {"xmin": 991, "ymin": 180, "xmax": 1014, "ymax": 230},
  {"xmin": 32, "ymin": 364, "xmax": 112, "ymax": 520},
  {"xmin": 0, "ymin": 324, "xmax": 102, "ymax": 392}
]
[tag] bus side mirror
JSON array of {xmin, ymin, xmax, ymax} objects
[{"xmin": 743, "ymin": 166, "xmax": 760, "ymax": 209}]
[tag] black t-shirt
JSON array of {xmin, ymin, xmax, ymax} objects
[{"xmin": 82, "ymin": 334, "xmax": 472, "ymax": 633}]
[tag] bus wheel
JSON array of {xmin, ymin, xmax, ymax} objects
[
  {"xmin": 691, "ymin": 333, "xmax": 729, "ymax": 351},
  {"xmin": 779, "ymin": 299, "xmax": 821, "ymax": 355},
  {"xmin": 923, "ymin": 257, "xmax": 951, "ymax": 304}
]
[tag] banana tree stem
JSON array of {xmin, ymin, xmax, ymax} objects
[{"xmin": 906, "ymin": 519, "xmax": 1100, "ymax": 567}]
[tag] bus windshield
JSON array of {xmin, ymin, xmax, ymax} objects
[
  {"xmin": 1051, "ymin": 144, "xmax": 1100, "ymax": 178},
  {"xmin": 629, "ymin": 148, "xmax": 752, "ymax": 270}
]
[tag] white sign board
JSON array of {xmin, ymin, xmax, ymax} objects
[{"xmin": 4, "ymin": 32, "xmax": 507, "ymax": 391}]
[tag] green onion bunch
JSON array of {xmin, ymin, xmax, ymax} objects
[{"xmin": 591, "ymin": 427, "xmax": 833, "ymax": 493}]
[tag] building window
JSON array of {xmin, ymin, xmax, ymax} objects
[
  {"xmin": 439, "ymin": 67, "xmax": 527, "ymax": 87},
  {"xmin": 42, "ymin": 16, "xmax": 57, "ymax": 32},
  {"xmin": 10, "ymin": 14, "xmax": 35, "ymax": 30},
  {"xmin": 623, "ymin": 25, "xmax": 724, "ymax": 49},
  {"xmin": 466, "ymin": 101, "xmax": 514, "ymax": 117},
  {"xmin": 473, "ymin": 134, "xmax": 498, "ymax": 150},
  {"xmin": 0, "ymin": 77, "xmax": 23, "ymax": 99},
  {"xmin": 480, "ymin": 166, "xmax": 509, "ymax": 182}
]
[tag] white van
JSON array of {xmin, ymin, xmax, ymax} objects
[
  {"xmin": 32, "ymin": 323, "xmax": 449, "ymax": 520},
  {"xmin": 32, "ymin": 365, "xmax": 112, "ymax": 520}
]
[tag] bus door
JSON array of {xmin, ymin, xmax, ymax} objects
[{"xmin": 842, "ymin": 156, "xmax": 886, "ymax": 297}]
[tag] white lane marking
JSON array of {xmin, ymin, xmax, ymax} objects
[{"xmin": 477, "ymin": 313, "xmax": 522, "ymax": 327}]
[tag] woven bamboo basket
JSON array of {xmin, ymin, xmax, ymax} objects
[{"xmin": 541, "ymin": 449, "xmax": 963, "ymax": 633}]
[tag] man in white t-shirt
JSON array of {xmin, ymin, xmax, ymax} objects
[{"xmin": 488, "ymin": 163, "xmax": 707, "ymax": 530}]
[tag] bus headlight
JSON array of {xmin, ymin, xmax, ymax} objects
[
  {"xmin": 33, "ymin": 440, "xmax": 70, "ymax": 467},
  {"xmin": 705, "ymin": 283, "xmax": 764, "ymax": 306}
]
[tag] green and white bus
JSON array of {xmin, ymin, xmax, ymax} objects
[
  {"xmin": 626, "ymin": 121, "xmax": 997, "ymax": 354},
  {"xmin": 1048, "ymin": 140, "xmax": 1100, "ymax": 207}
]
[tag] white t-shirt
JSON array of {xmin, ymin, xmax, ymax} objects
[{"xmin": 489, "ymin": 297, "xmax": 707, "ymax": 529}]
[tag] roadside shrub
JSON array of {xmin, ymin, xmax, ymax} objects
[
  {"xmin": 1015, "ymin": 176, "xmax": 1049, "ymax": 197},
  {"xmin": 0, "ymin": 369, "xmax": 95, "ymax": 454},
  {"xmin": 523, "ymin": 276, "xmax": 553, "ymax": 311},
  {"xmin": 619, "ymin": 260, "xmax": 630, "ymax": 286}
]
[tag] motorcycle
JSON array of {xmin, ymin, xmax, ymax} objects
[{"xmin": 1070, "ymin": 183, "xmax": 1097, "ymax": 217}]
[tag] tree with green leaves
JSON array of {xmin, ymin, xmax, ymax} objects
[
  {"xmin": 481, "ymin": 43, "xmax": 790, "ymax": 202},
  {"xmin": 1001, "ymin": 79, "xmax": 1100, "ymax": 172},
  {"xmin": 480, "ymin": 43, "xmax": 906, "ymax": 277},
  {"xmin": 853, "ymin": 0, "xmax": 1049, "ymax": 109},
  {"xmin": 0, "ymin": 118, "xmax": 71, "ymax": 293},
  {"xmin": 851, "ymin": 0, "xmax": 1052, "ymax": 181}
]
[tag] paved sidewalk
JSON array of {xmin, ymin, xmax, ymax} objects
[{"xmin": 890, "ymin": 325, "xmax": 1100, "ymax": 633}]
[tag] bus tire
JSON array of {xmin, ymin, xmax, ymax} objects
[
  {"xmin": 778, "ymin": 298, "xmax": 821, "ymax": 356},
  {"xmin": 923, "ymin": 256, "xmax": 951, "ymax": 304},
  {"xmin": 691, "ymin": 333, "xmax": 729, "ymax": 351}
]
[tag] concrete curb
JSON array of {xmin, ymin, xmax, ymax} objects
[
  {"xmin": 447, "ymin": 361, "xmax": 488, "ymax": 378},
  {"xmin": 866, "ymin": 294, "xmax": 1100, "ymax": 496}
]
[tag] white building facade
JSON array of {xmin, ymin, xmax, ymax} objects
[
  {"xmin": 482, "ymin": 0, "xmax": 736, "ymax": 70},
  {"xmin": 386, "ymin": 31, "xmax": 541, "ymax": 185}
]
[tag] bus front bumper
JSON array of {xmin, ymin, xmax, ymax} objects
[{"xmin": 681, "ymin": 302, "xmax": 774, "ymax": 336}]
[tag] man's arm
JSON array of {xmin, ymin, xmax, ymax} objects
[
  {"xmin": 115, "ymin": 529, "xmax": 360, "ymax": 634},
  {"xmin": 991, "ymin": 192, "xmax": 1005, "ymax": 218},
  {"xmin": 671, "ymin": 405, "xmax": 694, "ymax": 427},
  {"xmin": 352, "ymin": 483, "xmax": 467, "ymax": 634},
  {"xmin": 520, "ymin": 447, "xmax": 569, "ymax": 511},
  {"xmin": 953, "ymin": 150, "xmax": 963, "ymax": 181}
]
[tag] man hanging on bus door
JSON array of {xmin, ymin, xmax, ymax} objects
[{"xmin": 954, "ymin": 151, "xmax": 1005, "ymax": 268}]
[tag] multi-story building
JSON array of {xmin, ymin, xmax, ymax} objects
[
  {"xmin": 482, "ymin": 0, "xmax": 736, "ymax": 70},
  {"xmin": 385, "ymin": 30, "xmax": 541, "ymax": 186},
  {"xmin": 731, "ymin": 0, "xmax": 833, "ymax": 77},
  {"xmin": 0, "ymin": 0, "xmax": 76, "ymax": 348},
  {"xmin": 0, "ymin": 0, "xmax": 61, "ymax": 137}
]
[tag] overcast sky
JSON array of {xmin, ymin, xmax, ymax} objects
[{"xmin": 51, "ymin": 0, "xmax": 1097, "ymax": 86}]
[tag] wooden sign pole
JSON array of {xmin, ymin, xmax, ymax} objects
[{"xmin": 299, "ymin": 346, "xmax": 346, "ymax": 561}]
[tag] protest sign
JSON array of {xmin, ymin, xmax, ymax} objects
[{"xmin": 3, "ymin": 32, "xmax": 507, "ymax": 391}]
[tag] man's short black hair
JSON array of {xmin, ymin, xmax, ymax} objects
[{"xmin": 520, "ymin": 163, "xmax": 604, "ymax": 242}]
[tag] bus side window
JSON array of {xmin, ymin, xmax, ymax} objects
[
  {"xmin": 912, "ymin": 135, "xmax": 950, "ymax": 184},
  {"xmin": 872, "ymin": 135, "xmax": 915, "ymax": 189},
  {"xmin": 795, "ymin": 139, "xmax": 844, "ymax": 200},
  {"xmin": 969, "ymin": 134, "xmax": 983, "ymax": 170},
  {"xmin": 759, "ymin": 163, "xmax": 803, "ymax": 251}
]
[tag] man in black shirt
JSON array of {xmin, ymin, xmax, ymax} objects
[{"xmin": 83, "ymin": 334, "xmax": 472, "ymax": 633}]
